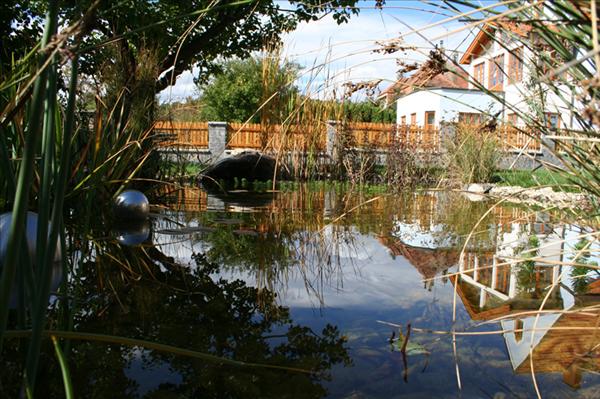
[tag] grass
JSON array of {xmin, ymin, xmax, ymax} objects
[
  {"xmin": 493, "ymin": 169, "xmax": 579, "ymax": 191},
  {"xmin": 159, "ymin": 160, "xmax": 204, "ymax": 178}
]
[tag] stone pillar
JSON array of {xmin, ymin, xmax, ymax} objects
[
  {"xmin": 438, "ymin": 122, "xmax": 455, "ymax": 153},
  {"xmin": 326, "ymin": 120, "xmax": 338, "ymax": 160},
  {"xmin": 540, "ymin": 134, "xmax": 561, "ymax": 167},
  {"xmin": 208, "ymin": 121, "xmax": 227, "ymax": 159}
]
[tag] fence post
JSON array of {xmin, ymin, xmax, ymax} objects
[
  {"xmin": 438, "ymin": 122, "xmax": 455, "ymax": 153},
  {"xmin": 326, "ymin": 120, "xmax": 338, "ymax": 160},
  {"xmin": 540, "ymin": 132, "xmax": 561, "ymax": 166},
  {"xmin": 208, "ymin": 121, "xmax": 227, "ymax": 159}
]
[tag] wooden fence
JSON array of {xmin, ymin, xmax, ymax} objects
[
  {"xmin": 154, "ymin": 121, "xmax": 541, "ymax": 154},
  {"xmin": 227, "ymin": 122, "xmax": 326, "ymax": 151},
  {"xmin": 497, "ymin": 125, "xmax": 541, "ymax": 152},
  {"xmin": 154, "ymin": 121, "xmax": 208, "ymax": 147},
  {"xmin": 395, "ymin": 124, "xmax": 441, "ymax": 152}
]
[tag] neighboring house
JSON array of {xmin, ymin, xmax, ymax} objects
[
  {"xmin": 381, "ymin": 61, "xmax": 503, "ymax": 127},
  {"xmin": 382, "ymin": 21, "xmax": 575, "ymax": 130}
]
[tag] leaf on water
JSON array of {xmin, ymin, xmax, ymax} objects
[
  {"xmin": 404, "ymin": 344, "xmax": 430, "ymax": 356},
  {"xmin": 396, "ymin": 329, "xmax": 430, "ymax": 356}
]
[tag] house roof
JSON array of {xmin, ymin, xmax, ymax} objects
[
  {"xmin": 459, "ymin": 20, "xmax": 532, "ymax": 65},
  {"xmin": 378, "ymin": 236, "xmax": 458, "ymax": 279},
  {"xmin": 513, "ymin": 311, "xmax": 600, "ymax": 388},
  {"xmin": 378, "ymin": 61, "xmax": 469, "ymax": 103}
]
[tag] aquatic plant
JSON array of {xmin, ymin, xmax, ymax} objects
[{"xmin": 443, "ymin": 123, "xmax": 501, "ymax": 185}]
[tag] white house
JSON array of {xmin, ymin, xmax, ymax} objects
[
  {"xmin": 459, "ymin": 21, "xmax": 575, "ymax": 130},
  {"xmin": 383, "ymin": 62, "xmax": 503, "ymax": 128},
  {"xmin": 384, "ymin": 21, "xmax": 577, "ymax": 130}
]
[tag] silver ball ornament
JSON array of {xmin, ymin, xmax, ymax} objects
[{"xmin": 113, "ymin": 190, "xmax": 150, "ymax": 220}]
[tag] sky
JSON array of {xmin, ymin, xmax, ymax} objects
[{"xmin": 157, "ymin": 1, "xmax": 481, "ymax": 103}]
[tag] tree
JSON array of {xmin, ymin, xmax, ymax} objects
[
  {"xmin": 4, "ymin": 1, "xmax": 360, "ymax": 95},
  {"xmin": 343, "ymin": 101, "xmax": 396, "ymax": 123},
  {"xmin": 198, "ymin": 55, "xmax": 299, "ymax": 123}
]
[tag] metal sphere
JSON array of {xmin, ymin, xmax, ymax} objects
[
  {"xmin": 113, "ymin": 220, "xmax": 150, "ymax": 246},
  {"xmin": 113, "ymin": 190, "xmax": 150, "ymax": 220}
]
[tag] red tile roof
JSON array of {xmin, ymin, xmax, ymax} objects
[{"xmin": 379, "ymin": 62, "xmax": 469, "ymax": 103}]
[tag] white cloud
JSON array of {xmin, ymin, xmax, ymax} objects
[
  {"xmin": 282, "ymin": 6, "xmax": 473, "ymax": 99},
  {"xmin": 158, "ymin": 4, "xmax": 476, "ymax": 102},
  {"xmin": 158, "ymin": 67, "xmax": 200, "ymax": 103}
]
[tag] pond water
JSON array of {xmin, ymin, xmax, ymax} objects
[{"xmin": 4, "ymin": 184, "xmax": 599, "ymax": 398}]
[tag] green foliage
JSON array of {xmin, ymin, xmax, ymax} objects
[
  {"xmin": 198, "ymin": 56, "xmax": 299, "ymax": 123},
  {"xmin": 4, "ymin": 1, "xmax": 360, "ymax": 92},
  {"xmin": 157, "ymin": 97, "xmax": 204, "ymax": 122},
  {"xmin": 570, "ymin": 239, "xmax": 599, "ymax": 294},
  {"xmin": 444, "ymin": 124, "xmax": 501, "ymax": 184},
  {"xmin": 343, "ymin": 101, "xmax": 396, "ymax": 123},
  {"xmin": 493, "ymin": 169, "xmax": 578, "ymax": 191},
  {"xmin": 516, "ymin": 234, "xmax": 541, "ymax": 295}
]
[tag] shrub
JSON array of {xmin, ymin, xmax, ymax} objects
[{"xmin": 443, "ymin": 123, "xmax": 501, "ymax": 184}]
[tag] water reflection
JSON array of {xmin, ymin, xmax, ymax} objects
[
  {"xmin": 2, "ymin": 238, "xmax": 351, "ymax": 397},
  {"xmin": 4, "ymin": 184, "xmax": 598, "ymax": 397},
  {"xmin": 151, "ymin": 185, "xmax": 600, "ymax": 396}
]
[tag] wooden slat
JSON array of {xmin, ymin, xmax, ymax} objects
[
  {"xmin": 154, "ymin": 121, "xmax": 542, "ymax": 154},
  {"xmin": 154, "ymin": 121, "xmax": 209, "ymax": 148},
  {"xmin": 497, "ymin": 125, "xmax": 541, "ymax": 152}
]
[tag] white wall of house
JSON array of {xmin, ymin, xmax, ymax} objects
[
  {"xmin": 396, "ymin": 88, "xmax": 502, "ymax": 126},
  {"xmin": 466, "ymin": 30, "xmax": 578, "ymax": 129},
  {"xmin": 395, "ymin": 90, "xmax": 440, "ymax": 125},
  {"xmin": 438, "ymin": 89, "xmax": 502, "ymax": 121}
]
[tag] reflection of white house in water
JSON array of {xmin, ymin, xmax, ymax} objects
[
  {"xmin": 385, "ymin": 196, "xmax": 600, "ymax": 388},
  {"xmin": 457, "ymin": 219, "xmax": 565, "ymax": 309},
  {"xmin": 453, "ymin": 222, "xmax": 600, "ymax": 389}
]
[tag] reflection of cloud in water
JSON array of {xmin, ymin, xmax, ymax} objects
[
  {"xmin": 392, "ymin": 221, "xmax": 457, "ymax": 249},
  {"xmin": 217, "ymin": 233, "xmax": 456, "ymax": 310}
]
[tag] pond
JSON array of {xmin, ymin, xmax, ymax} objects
[{"xmin": 3, "ymin": 183, "xmax": 599, "ymax": 398}]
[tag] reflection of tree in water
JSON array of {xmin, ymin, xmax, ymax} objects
[
  {"xmin": 199, "ymin": 211, "xmax": 360, "ymax": 303},
  {"xmin": 1, "ymin": 244, "xmax": 351, "ymax": 398}
]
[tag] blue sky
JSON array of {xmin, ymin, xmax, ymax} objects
[{"xmin": 158, "ymin": 1, "xmax": 485, "ymax": 103}]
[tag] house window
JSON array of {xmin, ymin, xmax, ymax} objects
[
  {"xmin": 488, "ymin": 54, "xmax": 504, "ymax": 91},
  {"xmin": 458, "ymin": 112, "xmax": 483, "ymax": 125},
  {"xmin": 473, "ymin": 62, "xmax": 485, "ymax": 87},
  {"xmin": 410, "ymin": 113, "xmax": 416, "ymax": 125},
  {"xmin": 545, "ymin": 113, "xmax": 560, "ymax": 129},
  {"xmin": 507, "ymin": 113, "xmax": 518, "ymax": 126},
  {"xmin": 508, "ymin": 47, "xmax": 523, "ymax": 83},
  {"xmin": 424, "ymin": 111, "xmax": 435, "ymax": 129},
  {"xmin": 401, "ymin": 115, "xmax": 406, "ymax": 125}
]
